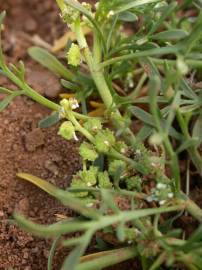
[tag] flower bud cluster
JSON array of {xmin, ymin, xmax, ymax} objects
[
  {"xmin": 70, "ymin": 166, "xmax": 112, "ymax": 198},
  {"xmin": 147, "ymin": 181, "xmax": 174, "ymax": 205}
]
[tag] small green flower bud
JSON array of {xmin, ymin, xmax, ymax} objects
[
  {"xmin": 60, "ymin": 98, "xmax": 70, "ymax": 110},
  {"xmin": 60, "ymin": 3, "xmax": 80, "ymax": 26},
  {"xmin": 125, "ymin": 176, "xmax": 142, "ymax": 191},
  {"xmin": 71, "ymin": 178, "xmax": 88, "ymax": 198},
  {"xmin": 58, "ymin": 121, "xmax": 77, "ymax": 141},
  {"xmin": 83, "ymin": 118, "xmax": 102, "ymax": 133},
  {"xmin": 149, "ymin": 133, "xmax": 163, "ymax": 146},
  {"xmin": 79, "ymin": 142, "xmax": 98, "ymax": 161},
  {"xmin": 98, "ymin": 171, "xmax": 112, "ymax": 189},
  {"xmin": 177, "ymin": 56, "xmax": 189, "ymax": 75},
  {"xmin": 115, "ymin": 141, "xmax": 128, "ymax": 154},
  {"xmin": 94, "ymin": 129, "xmax": 115, "ymax": 153},
  {"xmin": 82, "ymin": 2, "xmax": 92, "ymax": 12},
  {"xmin": 67, "ymin": 43, "xmax": 81, "ymax": 67},
  {"xmin": 109, "ymin": 160, "xmax": 126, "ymax": 177},
  {"xmin": 80, "ymin": 166, "xmax": 98, "ymax": 186}
]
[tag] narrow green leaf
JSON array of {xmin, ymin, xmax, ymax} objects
[
  {"xmin": 129, "ymin": 106, "xmax": 182, "ymax": 140},
  {"xmin": 38, "ymin": 112, "xmax": 60, "ymax": 128},
  {"xmin": 182, "ymin": 224, "xmax": 202, "ymax": 251},
  {"xmin": 181, "ymin": 12, "xmax": 202, "ymax": 54},
  {"xmin": 180, "ymin": 79, "xmax": 198, "ymax": 100},
  {"xmin": 0, "ymin": 11, "xmax": 6, "ymax": 26},
  {"xmin": 118, "ymin": 11, "xmax": 138, "ymax": 22},
  {"xmin": 148, "ymin": 2, "xmax": 177, "ymax": 35},
  {"xmin": 193, "ymin": 114, "xmax": 202, "ymax": 145},
  {"xmin": 61, "ymin": 79, "xmax": 79, "ymax": 91},
  {"xmin": 62, "ymin": 245, "xmax": 85, "ymax": 270},
  {"xmin": 101, "ymin": 190, "xmax": 120, "ymax": 214},
  {"xmin": 130, "ymin": 106, "xmax": 154, "ymax": 126},
  {"xmin": 17, "ymin": 173, "xmax": 100, "ymax": 219},
  {"xmin": 61, "ymin": 231, "xmax": 92, "ymax": 270},
  {"xmin": 28, "ymin": 47, "xmax": 73, "ymax": 80},
  {"xmin": 0, "ymin": 91, "xmax": 21, "ymax": 112},
  {"xmin": 136, "ymin": 125, "xmax": 153, "ymax": 140},
  {"xmin": 14, "ymin": 214, "xmax": 89, "ymax": 237},
  {"xmin": 48, "ymin": 235, "xmax": 62, "ymax": 270},
  {"xmin": 115, "ymin": 0, "xmax": 162, "ymax": 13},
  {"xmin": 152, "ymin": 29, "xmax": 188, "ymax": 41},
  {"xmin": 0, "ymin": 87, "xmax": 13, "ymax": 94},
  {"xmin": 176, "ymin": 139, "xmax": 199, "ymax": 154},
  {"xmin": 0, "ymin": 11, "xmax": 6, "ymax": 66},
  {"xmin": 75, "ymin": 247, "xmax": 138, "ymax": 270},
  {"xmin": 179, "ymin": 103, "xmax": 200, "ymax": 113}
]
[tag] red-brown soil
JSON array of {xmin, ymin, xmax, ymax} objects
[
  {"xmin": 0, "ymin": 1, "xmax": 81, "ymax": 269},
  {"xmin": 0, "ymin": 1, "xmax": 202, "ymax": 270}
]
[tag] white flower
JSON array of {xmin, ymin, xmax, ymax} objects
[
  {"xmin": 86, "ymin": 202, "xmax": 93, "ymax": 207},
  {"xmin": 107, "ymin": 10, "xmax": 114, "ymax": 18},
  {"xmin": 168, "ymin": 192, "xmax": 174, "ymax": 198},
  {"xmin": 121, "ymin": 148, "xmax": 126, "ymax": 154},
  {"xmin": 95, "ymin": 2, "xmax": 99, "ymax": 9},
  {"xmin": 135, "ymin": 149, "xmax": 141, "ymax": 155},
  {"xmin": 156, "ymin": 183, "xmax": 167, "ymax": 190},
  {"xmin": 159, "ymin": 200, "xmax": 166, "ymax": 205},
  {"xmin": 69, "ymin": 98, "xmax": 79, "ymax": 110},
  {"xmin": 104, "ymin": 140, "xmax": 110, "ymax": 146}
]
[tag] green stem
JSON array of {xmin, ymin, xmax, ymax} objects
[
  {"xmin": 67, "ymin": 110, "xmax": 94, "ymax": 143},
  {"xmin": 150, "ymin": 57, "xmax": 202, "ymax": 68},
  {"xmin": 149, "ymin": 252, "xmax": 166, "ymax": 270},
  {"xmin": 127, "ymin": 72, "xmax": 148, "ymax": 100},
  {"xmin": 109, "ymin": 148, "xmax": 148, "ymax": 175},
  {"xmin": 149, "ymin": 77, "xmax": 181, "ymax": 191},
  {"xmin": 75, "ymin": 20, "xmax": 114, "ymax": 109},
  {"xmin": 100, "ymin": 45, "xmax": 181, "ymax": 69},
  {"xmin": 3, "ymin": 66, "xmax": 60, "ymax": 111}
]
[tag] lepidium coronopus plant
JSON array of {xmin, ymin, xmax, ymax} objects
[{"xmin": 1, "ymin": 1, "xmax": 202, "ymax": 269}]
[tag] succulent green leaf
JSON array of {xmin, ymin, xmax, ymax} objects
[{"xmin": 0, "ymin": 91, "xmax": 22, "ymax": 112}]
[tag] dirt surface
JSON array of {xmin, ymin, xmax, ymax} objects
[
  {"xmin": 0, "ymin": 0, "xmax": 202, "ymax": 269},
  {"xmin": 0, "ymin": 1, "xmax": 81, "ymax": 269}
]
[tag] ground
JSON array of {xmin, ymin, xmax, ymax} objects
[
  {"xmin": 0, "ymin": 1, "xmax": 202, "ymax": 269},
  {"xmin": 0, "ymin": 1, "xmax": 80, "ymax": 269}
]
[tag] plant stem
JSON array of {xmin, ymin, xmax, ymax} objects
[
  {"xmin": 100, "ymin": 45, "xmax": 181, "ymax": 69},
  {"xmin": 149, "ymin": 77, "xmax": 181, "ymax": 191},
  {"xmin": 3, "ymin": 66, "xmax": 60, "ymax": 111}
]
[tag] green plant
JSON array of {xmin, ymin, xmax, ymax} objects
[{"xmin": 1, "ymin": 1, "xmax": 202, "ymax": 269}]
